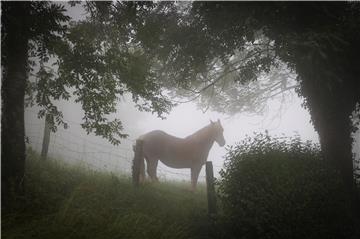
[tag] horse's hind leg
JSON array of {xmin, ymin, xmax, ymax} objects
[
  {"xmin": 191, "ymin": 165, "xmax": 202, "ymax": 191},
  {"xmin": 146, "ymin": 158, "xmax": 159, "ymax": 182},
  {"xmin": 139, "ymin": 157, "xmax": 145, "ymax": 183}
]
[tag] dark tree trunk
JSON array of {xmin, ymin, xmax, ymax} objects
[
  {"xmin": 299, "ymin": 71, "xmax": 360, "ymax": 220},
  {"xmin": 1, "ymin": 3, "xmax": 30, "ymax": 210},
  {"xmin": 313, "ymin": 105, "xmax": 360, "ymax": 222},
  {"xmin": 297, "ymin": 64, "xmax": 359, "ymax": 197},
  {"xmin": 294, "ymin": 26, "xmax": 360, "ymax": 195},
  {"xmin": 316, "ymin": 112, "xmax": 355, "ymax": 192}
]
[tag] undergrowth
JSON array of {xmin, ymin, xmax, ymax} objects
[{"xmin": 217, "ymin": 133, "xmax": 360, "ymax": 239}]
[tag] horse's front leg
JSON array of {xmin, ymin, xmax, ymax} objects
[
  {"xmin": 191, "ymin": 164, "xmax": 202, "ymax": 191},
  {"xmin": 146, "ymin": 158, "xmax": 159, "ymax": 182},
  {"xmin": 139, "ymin": 158, "xmax": 145, "ymax": 183}
]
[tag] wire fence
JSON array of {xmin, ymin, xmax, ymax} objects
[
  {"xmin": 24, "ymin": 108, "xmax": 360, "ymax": 184},
  {"xmin": 25, "ymin": 109, "xmax": 224, "ymax": 182}
]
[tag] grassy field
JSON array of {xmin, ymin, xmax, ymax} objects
[{"xmin": 2, "ymin": 150, "xmax": 212, "ymax": 239}]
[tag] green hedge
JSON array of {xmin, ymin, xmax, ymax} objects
[{"xmin": 217, "ymin": 133, "xmax": 359, "ymax": 239}]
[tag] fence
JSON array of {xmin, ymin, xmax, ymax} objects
[{"xmin": 25, "ymin": 109, "xmax": 224, "ymax": 183}]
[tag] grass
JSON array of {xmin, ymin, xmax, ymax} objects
[{"xmin": 2, "ymin": 150, "xmax": 211, "ymax": 239}]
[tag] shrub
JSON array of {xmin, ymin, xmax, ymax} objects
[{"xmin": 217, "ymin": 132, "xmax": 359, "ymax": 239}]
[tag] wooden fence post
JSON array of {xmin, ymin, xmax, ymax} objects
[
  {"xmin": 132, "ymin": 139, "xmax": 143, "ymax": 187},
  {"xmin": 40, "ymin": 114, "xmax": 51, "ymax": 160},
  {"xmin": 206, "ymin": 161, "xmax": 217, "ymax": 216}
]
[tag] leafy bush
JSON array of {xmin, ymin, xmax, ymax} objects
[{"xmin": 217, "ymin": 132, "xmax": 359, "ymax": 239}]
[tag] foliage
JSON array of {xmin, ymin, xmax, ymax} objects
[
  {"xmin": 2, "ymin": 2, "xmax": 69, "ymax": 64},
  {"xmin": 18, "ymin": 2, "xmax": 170, "ymax": 145},
  {"xmin": 2, "ymin": 149, "xmax": 210, "ymax": 239},
  {"xmin": 45, "ymin": 2, "xmax": 176, "ymax": 144},
  {"xmin": 217, "ymin": 133, "xmax": 360, "ymax": 239},
  {"xmin": 68, "ymin": 2, "xmax": 297, "ymax": 118},
  {"xmin": 74, "ymin": 2, "xmax": 359, "ymax": 140},
  {"xmin": 176, "ymin": 2, "xmax": 360, "ymax": 139},
  {"xmin": 103, "ymin": 0, "xmax": 360, "ymax": 193},
  {"xmin": 1, "ymin": 1, "xmax": 72, "ymax": 202},
  {"xmin": 2, "ymin": 1, "xmax": 70, "ymax": 128},
  {"xmin": 19, "ymin": 2, "xmax": 360, "ymax": 142}
]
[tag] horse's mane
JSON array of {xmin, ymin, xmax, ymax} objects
[{"xmin": 185, "ymin": 124, "xmax": 214, "ymax": 141}]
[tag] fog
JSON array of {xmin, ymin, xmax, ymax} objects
[
  {"xmin": 25, "ymin": 89, "xmax": 322, "ymax": 181},
  {"xmin": 23, "ymin": 3, "xmax": 359, "ymax": 182}
]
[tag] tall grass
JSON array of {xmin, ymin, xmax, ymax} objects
[{"xmin": 2, "ymin": 149, "xmax": 211, "ymax": 239}]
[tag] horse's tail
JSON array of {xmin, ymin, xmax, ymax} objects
[{"xmin": 132, "ymin": 138, "xmax": 145, "ymax": 184}]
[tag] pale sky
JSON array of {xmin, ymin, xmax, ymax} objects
[
  {"xmin": 24, "ymin": 2, "xmax": 359, "ymax": 182},
  {"xmin": 25, "ymin": 89, "xmax": 320, "ymax": 181},
  {"xmin": 130, "ymin": 91, "xmax": 319, "ymax": 176}
]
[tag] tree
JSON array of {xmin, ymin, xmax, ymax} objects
[
  {"xmin": 1, "ymin": 1, "xmax": 69, "ymax": 209},
  {"xmin": 2, "ymin": 1, "xmax": 359, "ymax": 210},
  {"xmin": 79, "ymin": 2, "xmax": 360, "ymax": 195},
  {"xmin": 170, "ymin": 52, "xmax": 298, "ymax": 115},
  {"xmin": 47, "ymin": 1, "xmax": 174, "ymax": 143},
  {"xmin": 187, "ymin": 2, "xmax": 360, "ymax": 194},
  {"xmin": 1, "ymin": 1, "xmax": 173, "ymax": 210}
]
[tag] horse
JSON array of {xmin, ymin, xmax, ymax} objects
[{"xmin": 135, "ymin": 119, "xmax": 225, "ymax": 190}]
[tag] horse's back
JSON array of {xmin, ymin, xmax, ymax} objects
[
  {"xmin": 139, "ymin": 130, "xmax": 179, "ymax": 153},
  {"xmin": 139, "ymin": 130, "xmax": 191, "ymax": 164},
  {"xmin": 139, "ymin": 130, "xmax": 179, "ymax": 143}
]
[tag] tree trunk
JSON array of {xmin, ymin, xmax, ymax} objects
[
  {"xmin": 317, "ymin": 114, "xmax": 355, "ymax": 191},
  {"xmin": 301, "ymin": 74, "xmax": 360, "ymax": 218},
  {"xmin": 298, "ymin": 70, "xmax": 358, "ymax": 199},
  {"xmin": 40, "ymin": 115, "xmax": 51, "ymax": 160},
  {"xmin": 315, "ymin": 110, "xmax": 360, "ymax": 223},
  {"xmin": 295, "ymin": 39, "xmax": 359, "ymax": 195},
  {"xmin": 1, "ymin": 3, "xmax": 30, "ymax": 210}
]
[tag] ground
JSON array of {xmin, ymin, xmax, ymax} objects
[{"xmin": 2, "ymin": 150, "xmax": 212, "ymax": 239}]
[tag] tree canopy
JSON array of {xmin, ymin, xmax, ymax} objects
[
  {"xmin": 2, "ymin": 1, "xmax": 360, "ymax": 204},
  {"xmin": 39, "ymin": 2, "xmax": 301, "ymax": 140},
  {"xmin": 62, "ymin": 1, "xmax": 359, "ymax": 191}
]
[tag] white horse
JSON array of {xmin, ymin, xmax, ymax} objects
[{"xmin": 135, "ymin": 119, "xmax": 225, "ymax": 190}]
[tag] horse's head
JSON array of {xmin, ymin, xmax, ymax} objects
[{"xmin": 210, "ymin": 119, "xmax": 225, "ymax": 147}]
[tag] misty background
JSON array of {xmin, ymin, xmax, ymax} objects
[
  {"xmin": 23, "ymin": 2, "xmax": 360, "ymax": 182},
  {"xmin": 26, "ymin": 90, "xmax": 360, "ymax": 181}
]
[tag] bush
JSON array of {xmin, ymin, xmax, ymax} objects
[{"xmin": 217, "ymin": 132, "xmax": 359, "ymax": 239}]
